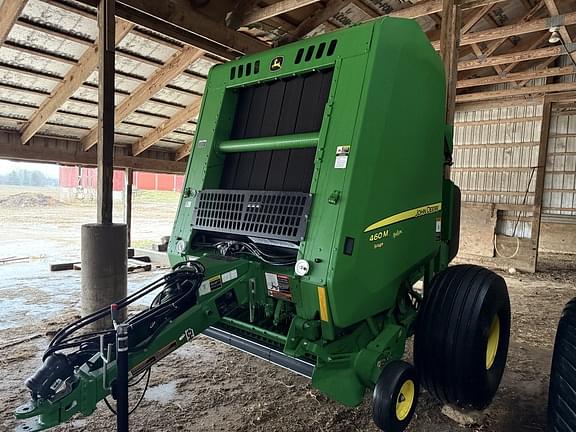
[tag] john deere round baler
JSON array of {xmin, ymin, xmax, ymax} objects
[{"xmin": 16, "ymin": 16, "xmax": 511, "ymax": 432}]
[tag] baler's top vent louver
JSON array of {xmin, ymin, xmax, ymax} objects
[
  {"xmin": 230, "ymin": 60, "xmax": 261, "ymax": 80},
  {"xmin": 295, "ymin": 39, "xmax": 338, "ymax": 65},
  {"xmin": 191, "ymin": 189, "xmax": 312, "ymax": 242}
]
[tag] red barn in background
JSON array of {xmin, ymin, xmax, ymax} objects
[{"xmin": 59, "ymin": 166, "xmax": 184, "ymax": 192}]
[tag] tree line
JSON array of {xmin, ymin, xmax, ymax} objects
[{"xmin": 0, "ymin": 169, "xmax": 58, "ymax": 187}]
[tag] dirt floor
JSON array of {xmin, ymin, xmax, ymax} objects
[{"xmin": 1, "ymin": 185, "xmax": 575, "ymax": 432}]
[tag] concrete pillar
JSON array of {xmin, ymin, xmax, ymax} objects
[{"xmin": 81, "ymin": 223, "xmax": 127, "ymax": 330}]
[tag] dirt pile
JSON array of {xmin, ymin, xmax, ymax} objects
[{"xmin": 0, "ymin": 193, "xmax": 62, "ymax": 208}]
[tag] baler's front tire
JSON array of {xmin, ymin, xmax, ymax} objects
[
  {"xmin": 372, "ymin": 360, "xmax": 419, "ymax": 432},
  {"xmin": 548, "ymin": 298, "xmax": 576, "ymax": 431},
  {"xmin": 414, "ymin": 264, "xmax": 510, "ymax": 410}
]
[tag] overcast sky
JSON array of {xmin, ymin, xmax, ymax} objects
[{"xmin": 0, "ymin": 160, "xmax": 59, "ymax": 179}]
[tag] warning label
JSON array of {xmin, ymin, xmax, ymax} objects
[
  {"xmin": 199, "ymin": 275, "xmax": 223, "ymax": 296},
  {"xmin": 222, "ymin": 269, "xmax": 238, "ymax": 283},
  {"xmin": 334, "ymin": 145, "xmax": 350, "ymax": 169},
  {"xmin": 265, "ymin": 273, "xmax": 292, "ymax": 300}
]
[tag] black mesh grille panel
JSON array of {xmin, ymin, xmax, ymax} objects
[
  {"xmin": 220, "ymin": 68, "xmax": 334, "ymax": 192},
  {"xmin": 191, "ymin": 189, "xmax": 312, "ymax": 241}
]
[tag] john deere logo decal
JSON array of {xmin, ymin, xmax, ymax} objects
[{"xmin": 270, "ymin": 56, "xmax": 284, "ymax": 71}]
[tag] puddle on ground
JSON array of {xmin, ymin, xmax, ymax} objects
[
  {"xmin": 144, "ymin": 381, "xmax": 180, "ymax": 404},
  {"xmin": 0, "ymin": 255, "xmax": 170, "ymax": 330}
]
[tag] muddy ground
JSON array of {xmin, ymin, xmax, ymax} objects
[{"xmin": 1, "ymin": 185, "xmax": 575, "ymax": 432}]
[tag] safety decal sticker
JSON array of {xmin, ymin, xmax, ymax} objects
[
  {"xmin": 222, "ymin": 269, "xmax": 238, "ymax": 283},
  {"xmin": 198, "ymin": 275, "xmax": 223, "ymax": 296},
  {"xmin": 265, "ymin": 273, "xmax": 292, "ymax": 300},
  {"xmin": 334, "ymin": 145, "xmax": 350, "ymax": 169}
]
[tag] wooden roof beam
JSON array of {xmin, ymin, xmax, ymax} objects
[
  {"xmin": 462, "ymin": 4, "xmax": 502, "ymax": 79},
  {"xmin": 0, "ymin": 132, "xmax": 186, "ymax": 174},
  {"xmin": 81, "ymin": 46, "xmax": 205, "ymax": 151},
  {"xmin": 459, "ymin": 2, "xmax": 546, "ymax": 80},
  {"xmin": 389, "ymin": 0, "xmax": 505, "ymax": 20},
  {"xmin": 517, "ymin": 55, "xmax": 560, "ymax": 87},
  {"xmin": 176, "ymin": 141, "xmax": 193, "ymax": 161},
  {"xmin": 470, "ymin": 44, "xmax": 505, "ymax": 75},
  {"xmin": 501, "ymin": 31, "xmax": 550, "ymax": 74},
  {"xmin": 241, "ymin": 0, "xmax": 321, "ymax": 26},
  {"xmin": 432, "ymin": 10, "xmax": 576, "ymax": 49},
  {"xmin": 456, "ymin": 81, "xmax": 576, "ymax": 102},
  {"xmin": 226, "ymin": 0, "xmax": 260, "ymax": 29},
  {"xmin": 0, "ymin": 0, "xmax": 28, "ymax": 46},
  {"xmin": 283, "ymin": 0, "xmax": 351, "ymax": 43},
  {"xmin": 457, "ymin": 65, "xmax": 576, "ymax": 88},
  {"xmin": 19, "ymin": 20, "xmax": 134, "ymax": 145},
  {"xmin": 132, "ymin": 98, "xmax": 202, "ymax": 156},
  {"xmin": 278, "ymin": 0, "xmax": 505, "ymax": 43},
  {"xmin": 483, "ymin": 1, "xmax": 545, "ymax": 57},
  {"xmin": 461, "ymin": 4, "xmax": 494, "ymax": 34},
  {"xmin": 73, "ymin": 0, "xmax": 269, "ymax": 59},
  {"xmin": 543, "ymin": 0, "xmax": 576, "ymax": 65},
  {"xmin": 458, "ymin": 45, "xmax": 565, "ymax": 70}
]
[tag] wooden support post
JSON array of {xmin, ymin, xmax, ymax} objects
[
  {"xmin": 530, "ymin": 99, "xmax": 552, "ymax": 272},
  {"xmin": 125, "ymin": 168, "xmax": 133, "ymax": 247},
  {"xmin": 97, "ymin": 0, "xmax": 116, "ymax": 225},
  {"xmin": 440, "ymin": 0, "xmax": 462, "ymax": 126}
]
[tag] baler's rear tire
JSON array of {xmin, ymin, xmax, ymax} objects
[
  {"xmin": 548, "ymin": 298, "xmax": 576, "ymax": 431},
  {"xmin": 414, "ymin": 264, "xmax": 510, "ymax": 410},
  {"xmin": 373, "ymin": 360, "xmax": 419, "ymax": 432}
]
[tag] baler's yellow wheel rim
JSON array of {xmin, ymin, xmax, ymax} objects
[
  {"xmin": 395, "ymin": 379, "xmax": 415, "ymax": 421},
  {"xmin": 486, "ymin": 315, "xmax": 500, "ymax": 370}
]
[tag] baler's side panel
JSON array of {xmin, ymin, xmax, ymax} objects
[
  {"xmin": 327, "ymin": 19, "xmax": 447, "ymax": 327},
  {"xmin": 295, "ymin": 54, "xmax": 371, "ymax": 318}
]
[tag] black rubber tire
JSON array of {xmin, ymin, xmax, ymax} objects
[
  {"xmin": 414, "ymin": 264, "xmax": 510, "ymax": 410},
  {"xmin": 373, "ymin": 360, "xmax": 419, "ymax": 432},
  {"xmin": 548, "ymin": 298, "xmax": 576, "ymax": 431}
]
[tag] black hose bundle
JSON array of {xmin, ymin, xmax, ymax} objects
[
  {"xmin": 45, "ymin": 261, "xmax": 205, "ymax": 360},
  {"xmin": 26, "ymin": 261, "xmax": 205, "ymax": 402},
  {"xmin": 213, "ymin": 240, "xmax": 296, "ymax": 266}
]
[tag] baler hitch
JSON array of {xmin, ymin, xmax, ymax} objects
[{"xmin": 15, "ymin": 259, "xmax": 245, "ymax": 431}]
